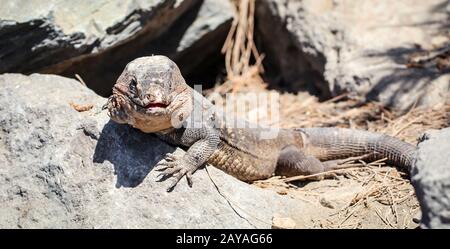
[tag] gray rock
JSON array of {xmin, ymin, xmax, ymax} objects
[
  {"xmin": 0, "ymin": 73, "xmax": 326, "ymax": 228},
  {"xmin": 169, "ymin": 0, "xmax": 234, "ymax": 81},
  {"xmin": 256, "ymin": 0, "xmax": 333, "ymax": 98},
  {"xmin": 0, "ymin": 0, "xmax": 197, "ymax": 73},
  {"xmin": 256, "ymin": 0, "xmax": 450, "ymax": 109},
  {"xmin": 0, "ymin": 0, "xmax": 234, "ymax": 96},
  {"xmin": 51, "ymin": 0, "xmax": 234, "ymax": 96},
  {"xmin": 411, "ymin": 128, "xmax": 450, "ymax": 229}
]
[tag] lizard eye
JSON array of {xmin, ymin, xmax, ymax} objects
[{"xmin": 129, "ymin": 78, "xmax": 137, "ymax": 93}]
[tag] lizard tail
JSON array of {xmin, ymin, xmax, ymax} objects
[{"xmin": 298, "ymin": 127, "xmax": 416, "ymax": 169}]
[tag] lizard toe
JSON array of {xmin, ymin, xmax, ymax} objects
[
  {"xmin": 167, "ymin": 171, "xmax": 185, "ymax": 192},
  {"xmin": 167, "ymin": 166, "xmax": 183, "ymax": 175},
  {"xmin": 154, "ymin": 160, "xmax": 176, "ymax": 171},
  {"xmin": 186, "ymin": 171, "xmax": 193, "ymax": 187},
  {"xmin": 164, "ymin": 153, "xmax": 178, "ymax": 162}
]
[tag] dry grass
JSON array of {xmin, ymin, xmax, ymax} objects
[{"xmin": 216, "ymin": 0, "xmax": 267, "ymax": 94}]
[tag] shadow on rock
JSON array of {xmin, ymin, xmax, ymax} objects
[
  {"xmin": 362, "ymin": 43, "xmax": 449, "ymax": 111},
  {"xmin": 93, "ymin": 120, "xmax": 175, "ymax": 188}
]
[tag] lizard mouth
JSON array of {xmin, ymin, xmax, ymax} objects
[{"xmin": 145, "ymin": 102, "xmax": 168, "ymax": 109}]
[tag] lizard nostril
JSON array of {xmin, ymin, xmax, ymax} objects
[{"xmin": 146, "ymin": 94, "xmax": 156, "ymax": 102}]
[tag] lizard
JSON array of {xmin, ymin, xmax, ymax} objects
[{"xmin": 105, "ymin": 55, "xmax": 417, "ymax": 192}]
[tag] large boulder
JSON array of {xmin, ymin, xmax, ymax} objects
[
  {"xmin": 256, "ymin": 0, "xmax": 450, "ymax": 109},
  {"xmin": 0, "ymin": 0, "xmax": 197, "ymax": 73},
  {"xmin": 412, "ymin": 128, "xmax": 450, "ymax": 229},
  {"xmin": 0, "ymin": 0, "xmax": 234, "ymax": 96},
  {"xmin": 0, "ymin": 73, "xmax": 325, "ymax": 228}
]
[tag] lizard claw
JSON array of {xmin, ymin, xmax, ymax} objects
[
  {"xmin": 167, "ymin": 172, "xmax": 185, "ymax": 192},
  {"xmin": 154, "ymin": 160, "xmax": 177, "ymax": 171},
  {"xmin": 106, "ymin": 96, "xmax": 131, "ymax": 124},
  {"xmin": 186, "ymin": 172, "xmax": 193, "ymax": 187},
  {"xmin": 154, "ymin": 153, "xmax": 196, "ymax": 191},
  {"xmin": 157, "ymin": 167, "xmax": 181, "ymax": 178}
]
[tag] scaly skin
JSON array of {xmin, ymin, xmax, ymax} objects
[{"xmin": 106, "ymin": 55, "xmax": 417, "ymax": 191}]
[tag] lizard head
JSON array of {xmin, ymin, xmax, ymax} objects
[{"xmin": 107, "ymin": 55, "xmax": 193, "ymax": 133}]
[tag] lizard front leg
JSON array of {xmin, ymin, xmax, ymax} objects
[{"xmin": 155, "ymin": 127, "xmax": 220, "ymax": 191}]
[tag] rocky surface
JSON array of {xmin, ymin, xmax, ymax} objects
[
  {"xmin": 0, "ymin": 0, "xmax": 197, "ymax": 73},
  {"xmin": 412, "ymin": 128, "xmax": 450, "ymax": 229},
  {"xmin": 0, "ymin": 73, "xmax": 327, "ymax": 228},
  {"xmin": 2, "ymin": 0, "xmax": 447, "ymax": 109},
  {"xmin": 0, "ymin": 0, "xmax": 234, "ymax": 96},
  {"xmin": 256, "ymin": 0, "xmax": 450, "ymax": 109}
]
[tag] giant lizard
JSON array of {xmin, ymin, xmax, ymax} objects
[{"xmin": 105, "ymin": 55, "xmax": 416, "ymax": 191}]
